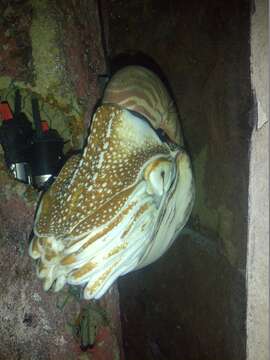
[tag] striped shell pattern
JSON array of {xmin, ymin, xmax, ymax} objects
[{"xmin": 29, "ymin": 66, "xmax": 195, "ymax": 300}]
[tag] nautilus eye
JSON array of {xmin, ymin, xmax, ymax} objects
[
  {"xmin": 144, "ymin": 158, "xmax": 174, "ymax": 197},
  {"xmin": 29, "ymin": 65, "xmax": 195, "ymax": 300}
]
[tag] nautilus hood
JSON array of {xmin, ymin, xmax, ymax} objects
[{"xmin": 34, "ymin": 104, "xmax": 173, "ymax": 239}]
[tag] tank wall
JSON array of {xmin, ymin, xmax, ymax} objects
[{"xmin": 103, "ymin": 0, "xmax": 253, "ymax": 359}]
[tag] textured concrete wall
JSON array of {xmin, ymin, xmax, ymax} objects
[
  {"xmin": 250, "ymin": 0, "xmax": 269, "ymax": 129},
  {"xmin": 247, "ymin": 0, "xmax": 269, "ymax": 359},
  {"xmin": 247, "ymin": 123, "xmax": 269, "ymax": 360}
]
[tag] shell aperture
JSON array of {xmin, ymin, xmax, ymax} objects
[
  {"xmin": 29, "ymin": 66, "xmax": 194, "ymax": 299},
  {"xmin": 103, "ymin": 65, "xmax": 183, "ymax": 145}
]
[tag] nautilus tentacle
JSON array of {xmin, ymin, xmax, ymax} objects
[{"xmin": 29, "ymin": 66, "xmax": 194, "ymax": 300}]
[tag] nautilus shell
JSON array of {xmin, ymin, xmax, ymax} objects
[{"xmin": 29, "ymin": 66, "xmax": 195, "ymax": 300}]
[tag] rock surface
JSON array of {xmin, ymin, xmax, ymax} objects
[{"xmin": 0, "ymin": 1, "xmax": 123, "ymax": 359}]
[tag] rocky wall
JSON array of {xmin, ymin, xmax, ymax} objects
[{"xmin": 0, "ymin": 1, "xmax": 122, "ymax": 359}]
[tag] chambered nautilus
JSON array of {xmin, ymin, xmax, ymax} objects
[{"xmin": 29, "ymin": 66, "xmax": 195, "ymax": 300}]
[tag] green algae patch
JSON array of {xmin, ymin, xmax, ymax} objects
[
  {"xmin": 29, "ymin": 0, "xmax": 84, "ymax": 147},
  {"xmin": 216, "ymin": 205, "xmax": 237, "ymax": 266},
  {"xmin": 192, "ymin": 147, "xmax": 219, "ymax": 234},
  {"xmin": 192, "ymin": 147, "xmax": 237, "ymax": 266},
  {"xmin": 0, "ymin": 76, "xmax": 13, "ymax": 91},
  {"xmin": 30, "ymin": 1, "xmax": 72, "ymax": 102}
]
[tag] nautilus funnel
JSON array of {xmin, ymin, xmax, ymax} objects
[{"xmin": 29, "ymin": 66, "xmax": 195, "ymax": 300}]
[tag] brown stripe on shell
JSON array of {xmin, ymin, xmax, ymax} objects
[{"xmin": 103, "ymin": 65, "xmax": 182, "ymax": 144}]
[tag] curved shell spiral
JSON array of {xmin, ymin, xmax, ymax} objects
[
  {"xmin": 103, "ymin": 66, "xmax": 183, "ymax": 144},
  {"xmin": 29, "ymin": 66, "xmax": 194, "ymax": 300}
]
